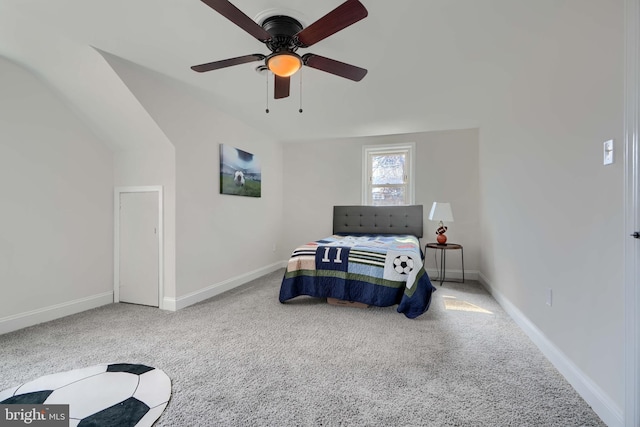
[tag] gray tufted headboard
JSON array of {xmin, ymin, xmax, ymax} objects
[{"xmin": 332, "ymin": 205, "xmax": 423, "ymax": 238}]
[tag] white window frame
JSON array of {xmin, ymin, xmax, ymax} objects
[{"xmin": 362, "ymin": 142, "xmax": 416, "ymax": 206}]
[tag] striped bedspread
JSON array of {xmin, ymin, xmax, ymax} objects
[{"xmin": 279, "ymin": 234, "xmax": 436, "ymax": 319}]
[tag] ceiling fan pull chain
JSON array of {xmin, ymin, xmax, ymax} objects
[
  {"xmin": 299, "ymin": 68, "xmax": 303, "ymax": 114},
  {"xmin": 265, "ymin": 71, "xmax": 270, "ymax": 114}
]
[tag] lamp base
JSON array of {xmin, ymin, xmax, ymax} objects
[{"xmin": 437, "ymin": 234, "xmax": 447, "ymax": 245}]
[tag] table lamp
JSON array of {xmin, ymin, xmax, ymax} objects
[{"xmin": 429, "ymin": 202, "xmax": 454, "ymax": 244}]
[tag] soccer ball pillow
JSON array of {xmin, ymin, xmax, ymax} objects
[{"xmin": 0, "ymin": 363, "xmax": 171, "ymax": 427}]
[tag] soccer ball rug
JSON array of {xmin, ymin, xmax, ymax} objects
[{"xmin": 0, "ymin": 363, "xmax": 171, "ymax": 427}]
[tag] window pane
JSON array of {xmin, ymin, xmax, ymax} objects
[
  {"xmin": 363, "ymin": 143, "xmax": 414, "ymax": 206},
  {"xmin": 372, "ymin": 186, "xmax": 406, "ymax": 206},
  {"xmin": 371, "ymin": 154, "xmax": 405, "ymax": 185}
]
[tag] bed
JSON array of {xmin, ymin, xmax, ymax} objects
[{"xmin": 279, "ymin": 205, "xmax": 436, "ymax": 319}]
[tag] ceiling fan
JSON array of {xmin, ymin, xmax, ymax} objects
[{"xmin": 191, "ymin": 0, "xmax": 368, "ymax": 99}]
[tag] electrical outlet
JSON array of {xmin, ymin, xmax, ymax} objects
[{"xmin": 546, "ymin": 288, "xmax": 553, "ymax": 307}]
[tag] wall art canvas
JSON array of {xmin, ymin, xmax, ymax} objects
[{"xmin": 219, "ymin": 144, "xmax": 262, "ymax": 197}]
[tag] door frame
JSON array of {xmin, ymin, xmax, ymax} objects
[
  {"xmin": 624, "ymin": 0, "xmax": 639, "ymax": 425},
  {"xmin": 114, "ymin": 186, "xmax": 164, "ymax": 309}
]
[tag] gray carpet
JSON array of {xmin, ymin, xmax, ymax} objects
[{"xmin": 0, "ymin": 270, "xmax": 605, "ymax": 426}]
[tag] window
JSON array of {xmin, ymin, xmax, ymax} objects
[{"xmin": 362, "ymin": 143, "xmax": 415, "ymax": 206}]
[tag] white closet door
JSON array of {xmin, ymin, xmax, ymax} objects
[{"xmin": 119, "ymin": 191, "xmax": 159, "ymax": 307}]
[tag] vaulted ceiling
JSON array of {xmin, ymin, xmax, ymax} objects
[{"xmin": 0, "ymin": 1, "xmax": 598, "ymax": 143}]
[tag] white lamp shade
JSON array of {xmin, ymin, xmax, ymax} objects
[{"xmin": 428, "ymin": 202, "xmax": 454, "ymax": 222}]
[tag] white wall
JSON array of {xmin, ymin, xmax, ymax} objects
[
  {"xmin": 282, "ymin": 129, "xmax": 480, "ymax": 279},
  {"xmin": 113, "ymin": 148, "xmax": 176, "ymax": 300},
  {"xmin": 0, "ymin": 57, "xmax": 114, "ymax": 327},
  {"xmin": 103, "ymin": 56, "xmax": 284, "ymax": 304},
  {"xmin": 473, "ymin": 1, "xmax": 625, "ymax": 423},
  {"xmin": 97, "ymin": 52, "xmax": 178, "ymax": 303}
]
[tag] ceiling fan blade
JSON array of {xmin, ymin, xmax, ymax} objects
[
  {"xmin": 295, "ymin": 0, "xmax": 368, "ymax": 47},
  {"xmin": 302, "ymin": 54, "xmax": 367, "ymax": 81},
  {"xmin": 191, "ymin": 54, "xmax": 265, "ymax": 72},
  {"xmin": 200, "ymin": 0, "xmax": 272, "ymax": 42},
  {"xmin": 274, "ymin": 75, "xmax": 291, "ymax": 99}
]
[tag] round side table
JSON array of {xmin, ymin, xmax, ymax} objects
[{"xmin": 424, "ymin": 243, "xmax": 464, "ymax": 286}]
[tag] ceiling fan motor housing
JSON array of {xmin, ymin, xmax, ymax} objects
[{"xmin": 262, "ymin": 15, "xmax": 304, "ymax": 53}]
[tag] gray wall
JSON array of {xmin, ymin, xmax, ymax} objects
[
  {"xmin": 0, "ymin": 57, "xmax": 113, "ymax": 320},
  {"xmin": 282, "ymin": 129, "xmax": 480, "ymax": 278},
  {"xmin": 474, "ymin": 1, "xmax": 625, "ymax": 420}
]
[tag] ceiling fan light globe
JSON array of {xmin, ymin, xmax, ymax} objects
[{"xmin": 267, "ymin": 53, "xmax": 302, "ymax": 77}]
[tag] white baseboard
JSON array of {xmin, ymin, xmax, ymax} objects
[
  {"xmin": 0, "ymin": 292, "xmax": 113, "ymax": 335},
  {"xmin": 478, "ymin": 273, "xmax": 623, "ymax": 427},
  {"xmin": 163, "ymin": 261, "xmax": 286, "ymax": 311},
  {"xmin": 424, "ymin": 268, "xmax": 478, "ymax": 282}
]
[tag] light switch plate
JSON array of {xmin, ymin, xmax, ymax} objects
[{"xmin": 603, "ymin": 139, "xmax": 614, "ymax": 165}]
